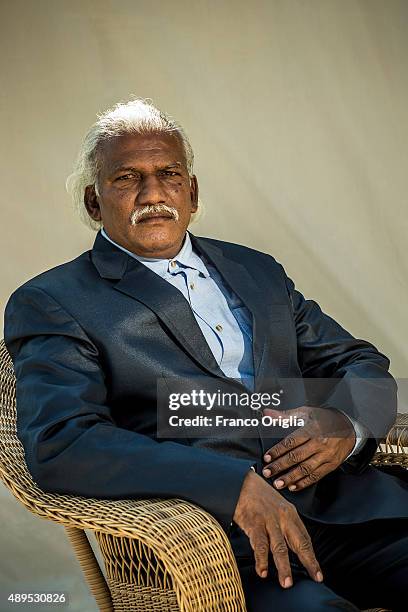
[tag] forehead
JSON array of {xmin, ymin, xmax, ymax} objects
[{"xmin": 98, "ymin": 132, "xmax": 187, "ymax": 171}]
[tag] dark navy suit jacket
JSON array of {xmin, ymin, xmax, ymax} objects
[{"xmin": 3, "ymin": 231, "xmax": 407, "ymax": 533}]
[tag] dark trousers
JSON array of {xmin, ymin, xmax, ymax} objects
[{"xmin": 236, "ymin": 518, "xmax": 408, "ymax": 612}]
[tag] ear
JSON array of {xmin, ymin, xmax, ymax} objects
[
  {"xmin": 84, "ymin": 185, "xmax": 102, "ymax": 222},
  {"xmin": 190, "ymin": 175, "xmax": 199, "ymax": 213}
]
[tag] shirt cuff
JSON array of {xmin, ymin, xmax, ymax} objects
[{"xmin": 335, "ymin": 409, "xmax": 370, "ymax": 460}]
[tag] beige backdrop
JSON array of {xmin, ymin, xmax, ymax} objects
[{"xmin": 1, "ymin": 1, "xmax": 407, "ymax": 609}]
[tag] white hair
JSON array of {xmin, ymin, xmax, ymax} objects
[{"xmin": 66, "ymin": 97, "xmax": 202, "ymax": 230}]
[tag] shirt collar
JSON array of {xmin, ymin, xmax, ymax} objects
[{"xmin": 100, "ymin": 227, "xmax": 210, "ymax": 278}]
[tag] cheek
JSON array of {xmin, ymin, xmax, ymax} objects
[
  {"xmin": 103, "ymin": 189, "xmax": 136, "ymax": 212},
  {"xmin": 166, "ymin": 182, "xmax": 182, "ymax": 195},
  {"xmin": 99, "ymin": 198, "xmax": 135, "ymax": 227},
  {"xmin": 168, "ymin": 182, "xmax": 190, "ymax": 200}
]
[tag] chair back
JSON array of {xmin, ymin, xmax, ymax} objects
[{"xmin": 0, "ymin": 339, "xmax": 33, "ymax": 496}]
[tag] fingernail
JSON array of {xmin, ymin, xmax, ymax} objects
[
  {"xmin": 288, "ymin": 485, "xmax": 297, "ymax": 491},
  {"xmin": 261, "ymin": 570, "xmax": 267, "ymax": 578},
  {"xmin": 284, "ymin": 576, "xmax": 292, "ymax": 588},
  {"xmin": 316, "ymin": 571, "xmax": 324, "ymax": 582},
  {"xmin": 263, "ymin": 469, "xmax": 271, "ymax": 477},
  {"xmin": 264, "ymin": 454, "xmax": 271, "ymax": 462},
  {"xmin": 274, "ymin": 479, "xmax": 285, "ymax": 489}
]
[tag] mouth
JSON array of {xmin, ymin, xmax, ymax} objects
[{"xmin": 137, "ymin": 213, "xmax": 175, "ymax": 224}]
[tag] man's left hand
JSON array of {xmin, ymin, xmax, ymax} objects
[{"xmin": 262, "ymin": 406, "xmax": 356, "ymax": 491}]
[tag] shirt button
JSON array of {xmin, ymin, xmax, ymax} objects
[
  {"xmin": 170, "ymin": 261, "xmax": 177, "ymax": 268},
  {"xmin": 215, "ymin": 324, "xmax": 223, "ymax": 332},
  {"xmin": 189, "ymin": 282, "xmax": 195, "ymax": 290}
]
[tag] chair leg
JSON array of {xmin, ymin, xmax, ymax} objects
[{"xmin": 65, "ymin": 526, "xmax": 113, "ymax": 611}]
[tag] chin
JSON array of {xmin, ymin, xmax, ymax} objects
[{"xmin": 130, "ymin": 224, "xmax": 185, "ymax": 255}]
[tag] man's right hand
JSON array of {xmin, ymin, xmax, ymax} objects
[{"xmin": 233, "ymin": 470, "xmax": 324, "ymax": 588}]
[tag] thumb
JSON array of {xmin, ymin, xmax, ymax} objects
[
  {"xmin": 263, "ymin": 408, "xmax": 284, "ymax": 417},
  {"xmin": 263, "ymin": 406, "xmax": 311, "ymax": 419}
]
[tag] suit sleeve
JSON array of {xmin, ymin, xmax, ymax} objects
[
  {"xmin": 3, "ymin": 284, "xmax": 254, "ymax": 531},
  {"xmin": 280, "ymin": 268, "xmax": 397, "ymax": 473}
]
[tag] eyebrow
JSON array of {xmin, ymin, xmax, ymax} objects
[{"xmin": 112, "ymin": 162, "xmax": 183, "ymax": 174}]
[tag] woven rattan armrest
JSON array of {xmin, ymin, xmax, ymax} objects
[{"xmin": 1, "ymin": 476, "xmax": 247, "ymax": 610}]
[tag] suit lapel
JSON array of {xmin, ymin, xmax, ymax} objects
[
  {"xmin": 91, "ymin": 231, "xmax": 225, "ymax": 378},
  {"xmin": 116, "ymin": 265, "xmax": 227, "ymax": 377},
  {"xmin": 190, "ymin": 235, "xmax": 294, "ymax": 391},
  {"xmin": 189, "ymin": 234, "xmax": 270, "ymax": 380}
]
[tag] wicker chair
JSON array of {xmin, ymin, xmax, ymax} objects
[{"xmin": 0, "ymin": 339, "xmax": 406, "ymax": 612}]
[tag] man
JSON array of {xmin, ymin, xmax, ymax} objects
[{"xmin": 4, "ymin": 98, "xmax": 407, "ymax": 611}]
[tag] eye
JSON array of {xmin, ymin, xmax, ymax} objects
[
  {"xmin": 160, "ymin": 170, "xmax": 179, "ymax": 176},
  {"xmin": 116, "ymin": 173, "xmax": 137, "ymax": 181}
]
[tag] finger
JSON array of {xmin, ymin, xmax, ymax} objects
[
  {"xmin": 285, "ymin": 519, "xmax": 323, "ymax": 583},
  {"xmin": 262, "ymin": 441, "xmax": 317, "ymax": 479},
  {"xmin": 249, "ymin": 530, "xmax": 270, "ymax": 579},
  {"xmin": 266, "ymin": 523, "xmax": 293, "ymax": 588},
  {"xmin": 263, "ymin": 431, "xmax": 311, "ymax": 464},
  {"xmin": 271, "ymin": 457, "xmax": 326, "ymax": 489},
  {"xmin": 284, "ymin": 462, "xmax": 334, "ymax": 491}
]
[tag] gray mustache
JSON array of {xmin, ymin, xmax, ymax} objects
[{"xmin": 130, "ymin": 204, "xmax": 179, "ymax": 225}]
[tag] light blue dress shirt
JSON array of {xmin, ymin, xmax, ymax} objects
[{"xmin": 100, "ymin": 227, "xmax": 366, "ymax": 457}]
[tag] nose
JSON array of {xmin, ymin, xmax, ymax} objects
[{"xmin": 136, "ymin": 174, "xmax": 166, "ymax": 206}]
